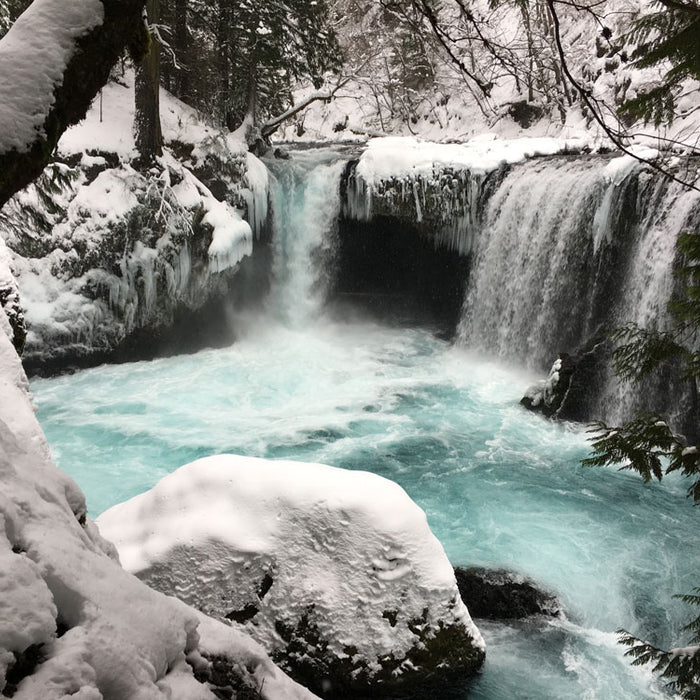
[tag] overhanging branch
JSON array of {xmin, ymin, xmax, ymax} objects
[
  {"xmin": 546, "ymin": 0, "xmax": 700, "ymax": 193},
  {"xmin": 260, "ymin": 77, "xmax": 352, "ymax": 138},
  {"xmin": 0, "ymin": 0, "xmax": 147, "ymax": 208}
]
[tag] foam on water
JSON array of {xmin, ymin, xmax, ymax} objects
[{"xmin": 32, "ymin": 319, "xmax": 696, "ymax": 699}]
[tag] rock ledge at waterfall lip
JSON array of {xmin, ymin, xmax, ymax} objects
[
  {"xmin": 355, "ymin": 135, "xmax": 591, "ymax": 184},
  {"xmin": 97, "ymin": 454, "xmax": 486, "ymax": 696}
]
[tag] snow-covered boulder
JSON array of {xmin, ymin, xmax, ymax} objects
[
  {"xmin": 0, "ymin": 76, "xmax": 269, "ymax": 374},
  {"xmin": 0, "ymin": 325, "xmax": 315, "ymax": 699},
  {"xmin": 97, "ymin": 455, "xmax": 486, "ymax": 697}
]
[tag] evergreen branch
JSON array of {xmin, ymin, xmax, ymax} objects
[
  {"xmin": 609, "ymin": 324, "xmax": 689, "ymax": 382},
  {"xmin": 583, "ymin": 414, "xmax": 678, "ymax": 483}
]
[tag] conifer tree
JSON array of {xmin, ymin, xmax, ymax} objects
[{"xmin": 158, "ymin": 0, "xmax": 341, "ymax": 143}]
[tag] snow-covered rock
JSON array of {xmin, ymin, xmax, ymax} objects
[
  {"xmin": 343, "ymin": 136, "xmax": 590, "ymax": 254},
  {"xmin": 0, "ymin": 325, "xmax": 316, "ymax": 699},
  {"xmin": 97, "ymin": 455, "xmax": 486, "ymax": 696},
  {"xmin": 0, "ymin": 75, "xmax": 269, "ymax": 374}
]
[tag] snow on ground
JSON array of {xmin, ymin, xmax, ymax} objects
[
  {"xmin": 97, "ymin": 454, "xmax": 485, "ymax": 692},
  {"xmin": 0, "ymin": 0, "xmax": 103, "ymax": 153},
  {"xmin": 276, "ymin": 0, "xmax": 699, "ymax": 155},
  {"xmin": 0, "ymin": 324, "xmax": 316, "ymax": 699}
]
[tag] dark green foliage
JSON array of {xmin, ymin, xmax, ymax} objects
[
  {"xmin": 0, "ymin": 0, "xmax": 30, "ymax": 38},
  {"xmin": 617, "ymin": 588, "xmax": 700, "ymax": 698},
  {"xmin": 609, "ymin": 324, "xmax": 690, "ymax": 382},
  {"xmin": 618, "ymin": 2, "xmax": 700, "ymax": 127},
  {"xmin": 160, "ymin": 0, "xmax": 341, "ymax": 132},
  {"xmin": 583, "ymin": 414, "xmax": 700, "ymax": 500}
]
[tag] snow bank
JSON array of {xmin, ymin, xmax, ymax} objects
[
  {"xmin": 0, "ymin": 325, "xmax": 315, "ymax": 699},
  {"xmin": 355, "ymin": 135, "xmax": 587, "ymax": 184},
  {"xmin": 2, "ymin": 73, "xmax": 269, "ymax": 369},
  {"xmin": 97, "ymin": 455, "xmax": 485, "ymax": 695},
  {"xmin": 0, "ymin": 0, "xmax": 103, "ymax": 153}
]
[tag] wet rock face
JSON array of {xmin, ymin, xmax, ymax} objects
[
  {"xmin": 454, "ymin": 567, "xmax": 560, "ymax": 620},
  {"xmin": 333, "ymin": 214, "xmax": 471, "ymax": 337},
  {"xmin": 520, "ymin": 353, "xmax": 578, "ymax": 419},
  {"xmin": 520, "ymin": 335, "xmax": 610, "ymax": 423}
]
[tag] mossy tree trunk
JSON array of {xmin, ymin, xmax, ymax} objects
[
  {"xmin": 0, "ymin": 0, "xmax": 147, "ymax": 208},
  {"xmin": 134, "ymin": 0, "xmax": 163, "ymax": 168}
]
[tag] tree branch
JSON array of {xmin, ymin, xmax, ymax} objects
[
  {"xmin": 0, "ymin": 0, "xmax": 147, "ymax": 208},
  {"xmin": 546, "ymin": 0, "xmax": 700, "ymax": 193},
  {"xmin": 260, "ymin": 77, "xmax": 352, "ymax": 138}
]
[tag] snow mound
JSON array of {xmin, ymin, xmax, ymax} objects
[
  {"xmin": 0, "ymin": 326, "xmax": 315, "ymax": 699},
  {"xmin": 97, "ymin": 455, "xmax": 485, "ymax": 696}
]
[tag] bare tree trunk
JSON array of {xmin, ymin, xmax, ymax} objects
[
  {"xmin": 134, "ymin": 0, "xmax": 163, "ymax": 167},
  {"xmin": 174, "ymin": 0, "xmax": 189, "ymax": 100},
  {"xmin": 216, "ymin": 0, "xmax": 230, "ymax": 127}
]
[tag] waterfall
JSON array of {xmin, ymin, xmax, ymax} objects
[
  {"xmin": 457, "ymin": 154, "xmax": 700, "ymax": 423},
  {"xmin": 266, "ymin": 151, "xmax": 348, "ymax": 326}
]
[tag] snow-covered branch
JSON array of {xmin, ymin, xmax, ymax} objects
[
  {"xmin": 260, "ymin": 77, "xmax": 352, "ymax": 138},
  {"xmin": 0, "ymin": 0, "xmax": 146, "ymax": 207}
]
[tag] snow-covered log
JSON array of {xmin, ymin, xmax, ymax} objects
[
  {"xmin": 0, "ymin": 0, "xmax": 146, "ymax": 206},
  {"xmin": 97, "ymin": 455, "xmax": 486, "ymax": 697}
]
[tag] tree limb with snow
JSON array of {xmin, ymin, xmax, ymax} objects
[
  {"xmin": 260, "ymin": 77, "xmax": 353, "ymax": 139},
  {"xmin": 0, "ymin": 0, "xmax": 147, "ymax": 207}
]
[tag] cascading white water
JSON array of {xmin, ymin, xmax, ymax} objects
[
  {"xmin": 597, "ymin": 174, "xmax": 700, "ymax": 423},
  {"xmin": 266, "ymin": 151, "xmax": 348, "ymax": 326},
  {"xmin": 458, "ymin": 155, "xmax": 700, "ymax": 423},
  {"xmin": 459, "ymin": 157, "xmax": 619, "ymax": 367}
]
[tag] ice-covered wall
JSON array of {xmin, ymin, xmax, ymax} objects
[
  {"xmin": 0, "ymin": 134, "xmax": 270, "ymax": 374},
  {"xmin": 342, "ymin": 136, "xmax": 587, "ymax": 253},
  {"xmin": 0, "ymin": 74, "xmax": 272, "ymax": 374}
]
